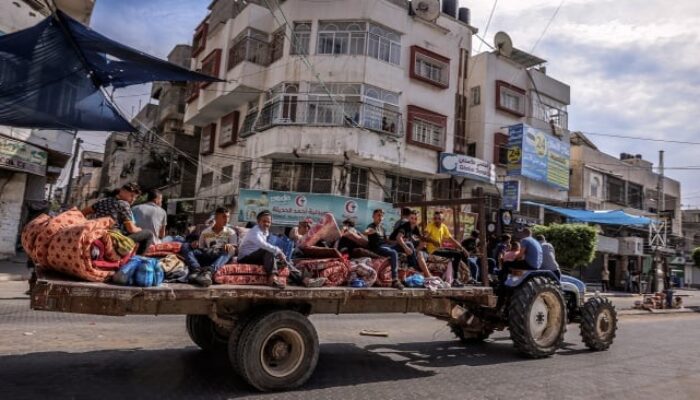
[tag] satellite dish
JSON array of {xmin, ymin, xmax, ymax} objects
[
  {"xmin": 411, "ymin": 0, "xmax": 440, "ymax": 22},
  {"xmin": 494, "ymin": 31, "xmax": 513, "ymax": 57}
]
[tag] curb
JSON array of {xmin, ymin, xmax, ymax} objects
[
  {"xmin": 0, "ymin": 273, "xmax": 29, "ymax": 282},
  {"xmin": 619, "ymin": 308, "xmax": 697, "ymax": 316}
]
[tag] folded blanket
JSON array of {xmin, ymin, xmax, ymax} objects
[
  {"xmin": 214, "ymin": 264, "xmax": 290, "ymax": 285},
  {"xmin": 32, "ymin": 208, "xmax": 87, "ymax": 267},
  {"xmin": 144, "ymin": 242, "xmax": 183, "ymax": 257},
  {"xmin": 21, "ymin": 214, "xmax": 50, "ymax": 262}
]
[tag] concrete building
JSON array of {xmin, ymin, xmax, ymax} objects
[
  {"xmin": 184, "ymin": 0, "xmax": 476, "ymax": 219},
  {"xmin": 568, "ymin": 132, "xmax": 683, "ymax": 290},
  {"xmin": 466, "ymin": 38, "xmax": 571, "ymax": 224},
  {"xmin": 681, "ymin": 209, "xmax": 700, "ymax": 288},
  {"xmin": 0, "ymin": 0, "xmax": 95, "ymax": 259},
  {"xmin": 69, "ymin": 150, "xmax": 104, "ymax": 209}
]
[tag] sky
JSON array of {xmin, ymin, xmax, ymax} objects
[{"xmin": 72, "ymin": 0, "xmax": 700, "ymax": 206}]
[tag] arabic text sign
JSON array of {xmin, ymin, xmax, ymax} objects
[
  {"xmin": 0, "ymin": 136, "xmax": 47, "ymax": 176},
  {"xmin": 502, "ymin": 180, "xmax": 521, "ymax": 211},
  {"xmin": 237, "ymin": 189, "xmax": 399, "ymax": 229},
  {"xmin": 438, "ymin": 153, "xmax": 496, "ymax": 184},
  {"xmin": 506, "ymin": 123, "xmax": 569, "ymax": 190}
]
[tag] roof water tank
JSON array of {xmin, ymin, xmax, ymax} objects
[
  {"xmin": 442, "ymin": 0, "xmax": 458, "ymax": 18},
  {"xmin": 458, "ymin": 7, "xmax": 471, "ymax": 24}
]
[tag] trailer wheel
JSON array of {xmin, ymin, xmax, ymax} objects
[
  {"xmin": 508, "ymin": 276, "xmax": 566, "ymax": 358},
  {"xmin": 448, "ymin": 321, "xmax": 494, "ymax": 343},
  {"xmin": 227, "ymin": 313, "xmax": 257, "ymax": 375},
  {"xmin": 186, "ymin": 315, "xmax": 228, "ymax": 353},
  {"xmin": 580, "ymin": 296, "xmax": 617, "ymax": 351},
  {"xmin": 235, "ymin": 310, "xmax": 319, "ymax": 391}
]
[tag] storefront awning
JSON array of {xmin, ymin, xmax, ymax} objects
[{"xmin": 524, "ymin": 201, "xmax": 654, "ymax": 226}]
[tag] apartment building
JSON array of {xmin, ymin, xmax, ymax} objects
[
  {"xmin": 184, "ymin": 0, "xmax": 476, "ymax": 217},
  {"xmin": 0, "ymin": 0, "xmax": 95, "ymax": 259},
  {"xmin": 69, "ymin": 151, "xmax": 104, "ymax": 209},
  {"xmin": 466, "ymin": 36, "xmax": 571, "ymax": 225}
]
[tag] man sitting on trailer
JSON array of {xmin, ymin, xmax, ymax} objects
[
  {"xmin": 180, "ymin": 207, "xmax": 238, "ymax": 287},
  {"xmin": 389, "ymin": 210, "xmax": 432, "ymax": 277},
  {"xmin": 423, "ymin": 210, "xmax": 471, "ymax": 286},
  {"xmin": 238, "ymin": 210, "xmax": 289, "ymax": 289},
  {"xmin": 365, "ymin": 209, "xmax": 405, "ymax": 290}
]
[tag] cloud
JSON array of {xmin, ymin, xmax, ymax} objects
[{"xmin": 461, "ymin": 0, "xmax": 700, "ymax": 204}]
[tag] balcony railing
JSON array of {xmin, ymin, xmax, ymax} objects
[{"xmin": 255, "ymin": 99, "xmax": 403, "ymax": 136}]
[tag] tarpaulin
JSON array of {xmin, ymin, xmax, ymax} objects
[
  {"xmin": 524, "ymin": 201, "xmax": 654, "ymax": 226},
  {"xmin": 0, "ymin": 11, "xmax": 221, "ymax": 132}
]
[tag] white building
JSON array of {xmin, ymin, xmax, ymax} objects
[
  {"xmin": 466, "ymin": 38, "xmax": 571, "ymax": 223},
  {"xmin": 184, "ymin": 0, "xmax": 477, "ymax": 217},
  {"xmin": 0, "ymin": 0, "xmax": 95, "ymax": 259}
]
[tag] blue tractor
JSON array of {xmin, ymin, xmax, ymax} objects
[{"xmin": 448, "ymin": 269, "xmax": 618, "ymax": 358}]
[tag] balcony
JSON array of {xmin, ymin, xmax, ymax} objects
[{"xmin": 254, "ymin": 99, "xmax": 403, "ymax": 137}]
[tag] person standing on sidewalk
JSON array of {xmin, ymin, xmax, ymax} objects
[
  {"xmin": 82, "ymin": 183, "xmax": 154, "ymax": 255},
  {"xmin": 132, "ymin": 189, "xmax": 167, "ymax": 243},
  {"xmin": 601, "ymin": 268, "xmax": 610, "ymax": 293}
]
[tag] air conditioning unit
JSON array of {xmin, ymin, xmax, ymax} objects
[{"xmin": 619, "ymin": 237, "xmax": 644, "ymax": 256}]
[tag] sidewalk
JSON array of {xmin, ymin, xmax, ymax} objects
[
  {"xmin": 0, "ymin": 252, "xmax": 30, "ymax": 282},
  {"xmin": 587, "ymin": 290, "xmax": 700, "ymax": 316}
]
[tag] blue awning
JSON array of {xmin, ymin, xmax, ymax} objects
[
  {"xmin": 0, "ymin": 11, "xmax": 221, "ymax": 132},
  {"xmin": 524, "ymin": 201, "xmax": 654, "ymax": 226}
]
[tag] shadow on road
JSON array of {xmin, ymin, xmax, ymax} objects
[{"xmin": 0, "ymin": 343, "xmax": 434, "ymax": 399}]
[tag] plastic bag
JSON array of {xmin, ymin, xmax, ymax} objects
[{"xmin": 404, "ymin": 273, "xmax": 425, "ymax": 288}]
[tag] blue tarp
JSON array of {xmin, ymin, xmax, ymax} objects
[
  {"xmin": 0, "ymin": 11, "xmax": 220, "ymax": 132},
  {"xmin": 524, "ymin": 201, "xmax": 653, "ymax": 226}
]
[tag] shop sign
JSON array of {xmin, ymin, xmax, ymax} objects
[
  {"xmin": 506, "ymin": 123, "xmax": 569, "ymax": 190},
  {"xmin": 0, "ymin": 136, "xmax": 47, "ymax": 176},
  {"xmin": 438, "ymin": 152, "xmax": 496, "ymax": 184}
]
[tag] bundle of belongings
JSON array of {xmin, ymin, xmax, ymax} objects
[{"xmin": 21, "ymin": 208, "xmax": 164, "ymax": 286}]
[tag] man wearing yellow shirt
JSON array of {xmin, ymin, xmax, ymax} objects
[{"xmin": 423, "ymin": 210, "xmax": 471, "ymax": 287}]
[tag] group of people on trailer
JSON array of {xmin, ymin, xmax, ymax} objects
[{"xmin": 82, "ymin": 182, "xmax": 559, "ymax": 290}]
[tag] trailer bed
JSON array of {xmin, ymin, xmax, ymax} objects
[{"xmin": 30, "ymin": 272, "xmax": 496, "ymax": 317}]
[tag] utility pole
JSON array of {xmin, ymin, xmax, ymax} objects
[
  {"xmin": 63, "ymin": 137, "xmax": 83, "ymax": 208},
  {"xmin": 655, "ymin": 150, "xmax": 666, "ymax": 292}
]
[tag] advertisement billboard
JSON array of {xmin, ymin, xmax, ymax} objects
[
  {"xmin": 502, "ymin": 180, "xmax": 521, "ymax": 211},
  {"xmin": 237, "ymin": 189, "xmax": 400, "ymax": 229},
  {"xmin": 506, "ymin": 123, "xmax": 570, "ymax": 190},
  {"xmin": 438, "ymin": 153, "xmax": 496, "ymax": 184}
]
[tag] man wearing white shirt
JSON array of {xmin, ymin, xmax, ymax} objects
[{"xmin": 238, "ymin": 210, "xmax": 288, "ymax": 288}]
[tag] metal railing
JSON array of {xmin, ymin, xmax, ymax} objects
[{"xmin": 255, "ymin": 98, "xmax": 403, "ymax": 136}]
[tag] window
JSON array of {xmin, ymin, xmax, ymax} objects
[
  {"xmin": 316, "ymin": 21, "xmax": 400, "ymax": 65},
  {"xmin": 384, "ymin": 174, "xmax": 424, "ymax": 203},
  {"xmin": 271, "ymin": 162, "xmax": 333, "ymax": 193},
  {"xmin": 240, "ymin": 100, "xmax": 259, "ymax": 138},
  {"xmin": 494, "ymin": 132, "xmax": 509, "ymax": 165},
  {"xmin": 470, "ymin": 86, "xmax": 481, "ymax": 106},
  {"xmin": 228, "ymin": 28, "xmax": 270, "ymax": 70},
  {"xmin": 531, "ymin": 93, "xmax": 568, "ymax": 130},
  {"xmin": 628, "ymin": 182, "xmax": 643, "ymax": 210},
  {"xmin": 257, "ymin": 83, "xmax": 299, "ymax": 129},
  {"xmin": 606, "ymin": 176, "xmax": 625, "ymax": 204},
  {"xmin": 201, "ymin": 49, "xmax": 221, "ymax": 88},
  {"xmin": 433, "ymin": 179, "xmax": 460, "ymax": 200},
  {"xmin": 349, "ymin": 167, "xmax": 368, "ymax": 199},
  {"xmin": 200, "ymin": 172, "xmax": 213, "ymax": 188},
  {"xmin": 185, "ymin": 70, "xmax": 202, "ymax": 103},
  {"xmin": 200, "ymin": 123, "xmax": 216, "ymax": 155},
  {"xmin": 192, "ymin": 21, "xmax": 207, "ymax": 57},
  {"xmin": 590, "ymin": 175, "xmax": 601, "ymax": 198},
  {"xmin": 466, "ymin": 142, "xmax": 477, "ymax": 157},
  {"xmin": 410, "ymin": 46, "xmax": 449, "ymax": 88},
  {"xmin": 496, "ymin": 80, "xmax": 526, "ymax": 117},
  {"xmin": 270, "ymin": 28, "xmax": 285, "ymax": 63},
  {"xmin": 239, "ymin": 161, "xmax": 252, "ymax": 189},
  {"xmin": 219, "ymin": 111, "xmax": 240, "ymax": 147},
  {"xmin": 367, "ymin": 23, "xmax": 401, "ymax": 65},
  {"xmin": 407, "ymin": 105, "xmax": 447, "ymax": 151},
  {"xmin": 290, "ymin": 22, "xmax": 311, "ymax": 55},
  {"xmin": 362, "ymin": 84, "xmax": 400, "ymax": 134},
  {"xmin": 221, "ymin": 165, "xmax": 233, "ymax": 183}
]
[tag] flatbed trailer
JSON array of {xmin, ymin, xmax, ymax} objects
[{"xmin": 30, "ymin": 272, "xmax": 500, "ymax": 392}]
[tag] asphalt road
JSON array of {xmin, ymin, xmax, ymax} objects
[{"xmin": 1, "ymin": 282, "xmax": 699, "ymax": 400}]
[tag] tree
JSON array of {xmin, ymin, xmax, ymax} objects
[
  {"xmin": 533, "ymin": 224, "xmax": 598, "ymax": 271},
  {"xmin": 692, "ymin": 247, "xmax": 700, "ymax": 268}
]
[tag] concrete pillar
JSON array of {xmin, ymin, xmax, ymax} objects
[{"xmin": 0, "ymin": 171, "xmax": 28, "ymax": 259}]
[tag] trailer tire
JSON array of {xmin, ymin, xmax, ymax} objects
[
  {"xmin": 580, "ymin": 296, "xmax": 617, "ymax": 351},
  {"xmin": 508, "ymin": 276, "xmax": 566, "ymax": 358},
  {"xmin": 235, "ymin": 310, "xmax": 319, "ymax": 391},
  {"xmin": 449, "ymin": 321, "xmax": 494, "ymax": 343},
  {"xmin": 227, "ymin": 312, "xmax": 258, "ymax": 376},
  {"xmin": 186, "ymin": 314, "xmax": 228, "ymax": 353}
]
